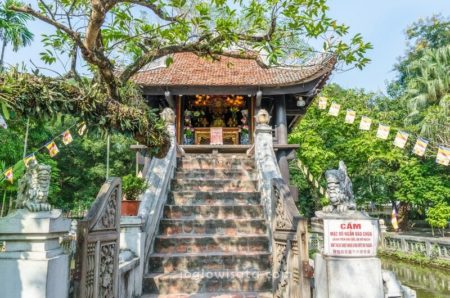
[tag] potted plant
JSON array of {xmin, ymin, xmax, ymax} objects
[
  {"xmin": 184, "ymin": 126, "xmax": 195, "ymax": 144},
  {"xmin": 239, "ymin": 125, "xmax": 249, "ymax": 144},
  {"xmin": 121, "ymin": 174, "xmax": 147, "ymax": 216}
]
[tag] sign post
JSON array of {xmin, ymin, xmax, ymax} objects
[
  {"xmin": 314, "ymin": 215, "xmax": 384, "ymax": 298},
  {"xmin": 323, "ymin": 219, "xmax": 379, "ymax": 257}
]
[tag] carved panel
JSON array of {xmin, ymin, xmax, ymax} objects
[
  {"xmin": 274, "ymin": 240, "xmax": 289, "ymax": 298},
  {"xmin": 275, "ymin": 187, "xmax": 291, "ymax": 230},
  {"xmin": 85, "ymin": 242, "xmax": 96, "ymax": 298},
  {"xmin": 75, "ymin": 178, "xmax": 121, "ymax": 298},
  {"xmin": 99, "ymin": 242, "xmax": 116, "ymax": 297},
  {"xmin": 271, "ymin": 178, "xmax": 311, "ymax": 298},
  {"xmin": 97, "ymin": 189, "xmax": 118, "ymax": 230}
]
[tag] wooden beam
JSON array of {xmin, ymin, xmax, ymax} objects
[{"xmin": 142, "ymin": 80, "xmax": 319, "ymax": 96}]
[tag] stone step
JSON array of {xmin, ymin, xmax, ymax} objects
[
  {"xmin": 180, "ymin": 154, "xmax": 252, "ymax": 160},
  {"xmin": 143, "ymin": 270, "xmax": 272, "ymax": 295},
  {"xmin": 154, "ymin": 235, "xmax": 269, "ymax": 254},
  {"xmin": 163, "ymin": 205, "xmax": 264, "ymax": 220},
  {"xmin": 159, "ymin": 219, "xmax": 268, "ymax": 236},
  {"xmin": 178, "ymin": 159, "xmax": 255, "ymax": 171},
  {"xmin": 168, "ymin": 191, "xmax": 261, "ymax": 206},
  {"xmin": 142, "ymin": 291, "xmax": 273, "ymax": 298},
  {"xmin": 149, "ymin": 252, "xmax": 271, "ymax": 273},
  {"xmin": 175, "ymin": 169, "xmax": 257, "ymax": 180},
  {"xmin": 171, "ymin": 179, "xmax": 258, "ymax": 192}
]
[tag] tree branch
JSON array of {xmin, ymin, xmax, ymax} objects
[
  {"xmin": 119, "ymin": 44, "xmax": 195, "ymax": 83},
  {"xmin": 11, "ymin": 5, "xmax": 84, "ymax": 49},
  {"xmin": 121, "ymin": 0, "xmax": 179, "ymax": 22}
]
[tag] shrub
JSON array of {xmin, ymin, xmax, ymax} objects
[{"xmin": 122, "ymin": 174, "xmax": 147, "ymax": 200}]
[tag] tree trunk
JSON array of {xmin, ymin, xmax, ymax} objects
[
  {"xmin": 0, "ymin": 38, "xmax": 7, "ymax": 71},
  {"xmin": 397, "ymin": 201, "xmax": 410, "ymax": 231}
]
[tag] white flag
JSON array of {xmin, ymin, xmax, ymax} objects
[
  {"xmin": 436, "ymin": 146, "xmax": 450, "ymax": 166},
  {"xmin": 345, "ymin": 110, "xmax": 356, "ymax": 124},
  {"xmin": 328, "ymin": 102, "xmax": 341, "ymax": 117},
  {"xmin": 318, "ymin": 97, "xmax": 327, "ymax": 110},
  {"xmin": 412, "ymin": 138, "xmax": 428, "ymax": 157},
  {"xmin": 359, "ymin": 116, "xmax": 372, "ymax": 131},
  {"xmin": 393, "ymin": 131, "xmax": 409, "ymax": 149},
  {"xmin": 376, "ymin": 124, "xmax": 390, "ymax": 140}
]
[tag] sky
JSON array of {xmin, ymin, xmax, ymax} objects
[{"xmin": 4, "ymin": 0, "xmax": 450, "ymax": 92}]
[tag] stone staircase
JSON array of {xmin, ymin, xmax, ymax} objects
[{"xmin": 142, "ymin": 153, "xmax": 272, "ymax": 298}]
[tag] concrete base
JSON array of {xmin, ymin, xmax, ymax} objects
[
  {"xmin": 0, "ymin": 209, "xmax": 71, "ymax": 298},
  {"xmin": 315, "ymin": 254, "xmax": 384, "ymax": 298}
]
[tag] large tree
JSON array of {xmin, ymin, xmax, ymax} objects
[
  {"xmin": 0, "ymin": 0, "xmax": 33, "ymax": 69},
  {"xmin": 289, "ymin": 84, "xmax": 449, "ymax": 230},
  {"xmin": 2, "ymin": 0, "xmax": 372, "ymax": 155}
]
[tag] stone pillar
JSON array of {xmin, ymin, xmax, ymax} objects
[
  {"xmin": 275, "ymin": 95, "xmax": 288, "ymax": 145},
  {"xmin": 0, "ymin": 209, "xmax": 71, "ymax": 298},
  {"xmin": 274, "ymin": 95, "xmax": 290, "ymax": 184},
  {"xmin": 314, "ymin": 213, "xmax": 384, "ymax": 298}
]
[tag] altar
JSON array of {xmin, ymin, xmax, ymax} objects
[
  {"xmin": 194, "ymin": 127, "xmax": 240, "ymax": 145},
  {"xmin": 181, "ymin": 94, "xmax": 251, "ymax": 145}
]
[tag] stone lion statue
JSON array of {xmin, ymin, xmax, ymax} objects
[
  {"xmin": 16, "ymin": 160, "xmax": 52, "ymax": 212},
  {"xmin": 322, "ymin": 161, "xmax": 356, "ymax": 213}
]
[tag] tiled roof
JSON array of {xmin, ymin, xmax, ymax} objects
[{"xmin": 131, "ymin": 52, "xmax": 336, "ymax": 87}]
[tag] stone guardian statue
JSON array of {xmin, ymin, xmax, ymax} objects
[
  {"xmin": 16, "ymin": 160, "xmax": 52, "ymax": 212},
  {"xmin": 322, "ymin": 160, "xmax": 356, "ymax": 213}
]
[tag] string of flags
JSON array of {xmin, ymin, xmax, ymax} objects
[
  {"xmin": 317, "ymin": 96, "xmax": 449, "ymax": 166},
  {"xmin": 1, "ymin": 120, "xmax": 87, "ymax": 184}
]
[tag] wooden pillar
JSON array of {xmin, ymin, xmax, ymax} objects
[
  {"xmin": 275, "ymin": 95, "xmax": 290, "ymax": 183},
  {"xmin": 176, "ymin": 96, "xmax": 183, "ymax": 144}
]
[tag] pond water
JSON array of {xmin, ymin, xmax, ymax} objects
[{"xmin": 381, "ymin": 257, "xmax": 450, "ymax": 298}]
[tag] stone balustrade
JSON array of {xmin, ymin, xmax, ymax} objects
[
  {"xmin": 252, "ymin": 116, "xmax": 311, "ymax": 298},
  {"xmin": 381, "ymin": 233, "xmax": 450, "ymax": 259},
  {"xmin": 118, "ymin": 112, "xmax": 177, "ymax": 297},
  {"xmin": 310, "ymin": 228, "xmax": 450, "ymax": 262}
]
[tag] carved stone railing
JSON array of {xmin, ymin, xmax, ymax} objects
[
  {"xmin": 137, "ymin": 126, "xmax": 177, "ymax": 271},
  {"xmin": 381, "ymin": 233, "xmax": 450, "ymax": 259},
  {"xmin": 74, "ymin": 178, "xmax": 122, "ymax": 298},
  {"xmin": 253, "ymin": 118, "xmax": 311, "ymax": 298},
  {"xmin": 272, "ymin": 178, "xmax": 311, "ymax": 298}
]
